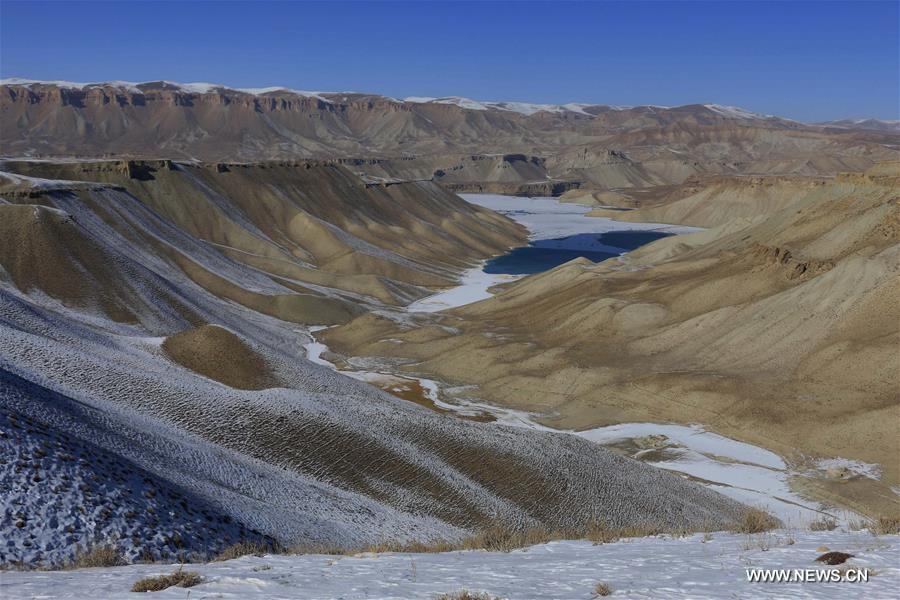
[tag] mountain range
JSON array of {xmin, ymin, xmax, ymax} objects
[{"xmin": 3, "ymin": 79, "xmax": 897, "ymax": 194}]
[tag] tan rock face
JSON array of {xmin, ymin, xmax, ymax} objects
[{"xmin": 2, "ymin": 82, "xmax": 897, "ymax": 187}]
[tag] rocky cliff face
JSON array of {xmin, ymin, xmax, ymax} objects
[{"xmin": 3, "ymin": 80, "xmax": 897, "ymax": 188}]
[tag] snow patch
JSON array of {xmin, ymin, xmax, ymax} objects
[{"xmin": 704, "ymin": 103, "xmax": 773, "ymax": 120}]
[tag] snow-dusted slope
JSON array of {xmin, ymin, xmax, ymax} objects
[
  {"xmin": 0, "ymin": 162, "xmax": 751, "ymax": 567},
  {"xmin": 3, "ymin": 530, "xmax": 897, "ymax": 599}
]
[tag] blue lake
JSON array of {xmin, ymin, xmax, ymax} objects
[{"xmin": 484, "ymin": 230, "xmax": 674, "ymax": 275}]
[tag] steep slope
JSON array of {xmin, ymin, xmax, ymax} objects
[
  {"xmin": 588, "ymin": 175, "xmax": 830, "ymax": 227},
  {"xmin": 0, "ymin": 160, "xmax": 749, "ymax": 567},
  {"xmin": 1, "ymin": 160, "xmax": 525, "ymax": 311},
  {"xmin": 319, "ymin": 164, "xmax": 900, "ymax": 518}
]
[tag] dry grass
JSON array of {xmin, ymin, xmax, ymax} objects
[
  {"xmin": 741, "ymin": 533, "xmax": 775, "ymax": 552},
  {"xmin": 732, "ymin": 508, "xmax": 778, "ymax": 534},
  {"xmin": 593, "ymin": 581, "xmax": 613, "ymax": 596},
  {"xmin": 66, "ymin": 545, "xmax": 126, "ymax": 569},
  {"xmin": 213, "ymin": 541, "xmax": 275, "ymax": 562},
  {"xmin": 434, "ymin": 591, "xmax": 502, "ymax": 600},
  {"xmin": 130, "ymin": 567, "xmax": 203, "ymax": 592},
  {"xmin": 809, "ymin": 517, "xmax": 838, "ymax": 531},
  {"xmin": 280, "ymin": 520, "xmax": 698, "ymax": 558},
  {"xmin": 872, "ymin": 516, "xmax": 900, "ymax": 535}
]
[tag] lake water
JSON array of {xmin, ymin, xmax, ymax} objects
[{"xmin": 484, "ymin": 230, "xmax": 674, "ymax": 275}]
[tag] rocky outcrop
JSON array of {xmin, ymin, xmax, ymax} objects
[{"xmin": 751, "ymin": 244, "xmax": 836, "ymax": 280}]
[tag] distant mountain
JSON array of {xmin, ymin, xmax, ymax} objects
[
  {"xmin": 818, "ymin": 118, "xmax": 900, "ymax": 132},
  {"xmin": 1, "ymin": 79, "xmax": 898, "ymax": 187}
]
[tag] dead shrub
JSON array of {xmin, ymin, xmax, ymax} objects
[
  {"xmin": 68, "ymin": 545, "xmax": 126, "ymax": 569},
  {"xmin": 594, "ymin": 581, "xmax": 613, "ymax": 596},
  {"xmin": 872, "ymin": 516, "xmax": 900, "ymax": 535},
  {"xmin": 130, "ymin": 567, "xmax": 203, "ymax": 592},
  {"xmin": 733, "ymin": 508, "xmax": 778, "ymax": 534},
  {"xmin": 434, "ymin": 591, "xmax": 502, "ymax": 600},
  {"xmin": 214, "ymin": 540, "xmax": 274, "ymax": 561}
]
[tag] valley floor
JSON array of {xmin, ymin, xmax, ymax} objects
[{"xmin": 3, "ymin": 530, "xmax": 898, "ymax": 599}]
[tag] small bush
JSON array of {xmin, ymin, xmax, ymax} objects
[
  {"xmin": 594, "ymin": 581, "xmax": 613, "ymax": 596},
  {"xmin": 131, "ymin": 568, "xmax": 203, "ymax": 592},
  {"xmin": 69, "ymin": 545, "xmax": 126, "ymax": 569},
  {"xmin": 733, "ymin": 508, "xmax": 778, "ymax": 534},
  {"xmin": 873, "ymin": 516, "xmax": 900, "ymax": 535},
  {"xmin": 214, "ymin": 541, "xmax": 273, "ymax": 561},
  {"xmin": 434, "ymin": 591, "xmax": 502, "ymax": 600}
]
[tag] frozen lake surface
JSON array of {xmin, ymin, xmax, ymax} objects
[
  {"xmin": 484, "ymin": 230, "xmax": 674, "ymax": 274},
  {"xmin": 408, "ymin": 194, "xmax": 696, "ymax": 312}
]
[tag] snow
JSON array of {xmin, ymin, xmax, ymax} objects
[
  {"xmin": 0, "ymin": 78, "xmax": 333, "ymax": 101},
  {"xmin": 460, "ymin": 194, "xmax": 698, "ymax": 242},
  {"xmin": 0, "ymin": 169, "xmax": 108, "ymax": 191},
  {"xmin": 406, "ymin": 265, "xmax": 519, "ymax": 313},
  {"xmin": 234, "ymin": 87, "xmax": 333, "ymax": 102},
  {"xmin": 404, "ymin": 97, "xmax": 602, "ymax": 116},
  {"xmin": 561, "ymin": 102, "xmax": 594, "ymax": 115},
  {"xmin": 404, "ymin": 96, "xmax": 491, "ymax": 111},
  {"xmin": 3, "ymin": 530, "xmax": 897, "ymax": 599},
  {"xmin": 704, "ymin": 104, "xmax": 774, "ymax": 120},
  {"xmin": 814, "ymin": 458, "xmax": 882, "ymax": 481},
  {"xmin": 0, "ymin": 78, "xmax": 143, "ymax": 93},
  {"xmin": 576, "ymin": 424, "xmax": 834, "ymax": 526},
  {"xmin": 489, "ymin": 101, "xmax": 576, "ymax": 116}
]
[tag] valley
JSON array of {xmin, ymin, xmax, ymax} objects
[
  {"xmin": 1, "ymin": 76, "xmax": 898, "ymax": 598},
  {"xmin": 303, "ymin": 192, "xmax": 895, "ymax": 526},
  {"xmin": 317, "ymin": 166, "xmax": 900, "ymax": 525}
]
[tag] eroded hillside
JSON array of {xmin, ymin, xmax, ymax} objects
[
  {"xmin": 0, "ymin": 160, "xmax": 750, "ymax": 566},
  {"xmin": 319, "ymin": 163, "xmax": 900, "ymax": 519}
]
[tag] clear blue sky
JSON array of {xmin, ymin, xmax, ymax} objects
[{"xmin": 1, "ymin": 0, "xmax": 897, "ymax": 121}]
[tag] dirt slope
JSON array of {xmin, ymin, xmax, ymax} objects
[
  {"xmin": 320, "ymin": 163, "xmax": 900, "ymax": 518},
  {"xmin": 162, "ymin": 325, "xmax": 279, "ymax": 390}
]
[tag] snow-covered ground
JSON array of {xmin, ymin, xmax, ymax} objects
[
  {"xmin": 406, "ymin": 265, "xmax": 520, "ymax": 312},
  {"xmin": 461, "ymin": 194, "xmax": 697, "ymax": 243},
  {"xmin": 4, "ymin": 530, "xmax": 897, "ymax": 599},
  {"xmin": 303, "ymin": 337, "xmax": 852, "ymax": 527},
  {"xmin": 576, "ymin": 424, "xmax": 838, "ymax": 526},
  {"xmin": 408, "ymin": 195, "xmax": 697, "ymax": 312}
]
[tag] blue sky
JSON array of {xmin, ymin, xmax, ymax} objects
[{"xmin": 1, "ymin": 1, "xmax": 897, "ymax": 121}]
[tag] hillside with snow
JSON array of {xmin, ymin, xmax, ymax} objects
[{"xmin": 3, "ymin": 529, "xmax": 898, "ymax": 599}]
